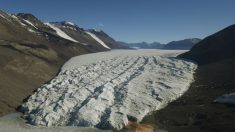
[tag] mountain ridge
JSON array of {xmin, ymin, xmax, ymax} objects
[
  {"xmin": 119, "ymin": 38, "xmax": 201, "ymax": 50},
  {"xmin": 179, "ymin": 24, "xmax": 235, "ymax": 64},
  {"xmin": 0, "ymin": 10, "xmax": 123, "ymax": 116},
  {"xmin": 163, "ymin": 38, "xmax": 201, "ymax": 50},
  {"xmin": 141, "ymin": 23, "xmax": 235, "ymax": 132}
]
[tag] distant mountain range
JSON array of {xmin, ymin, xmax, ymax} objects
[
  {"xmin": 119, "ymin": 38, "xmax": 201, "ymax": 50},
  {"xmin": 118, "ymin": 41, "xmax": 164, "ymax": 49},
  {"xmin": 163, "ymin": 38, "xmax": 201, "ymax": 50}
]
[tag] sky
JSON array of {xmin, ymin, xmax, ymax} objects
[{"xmin": 1, "ymin": 0, "xmax": 235, "ymax": 43}]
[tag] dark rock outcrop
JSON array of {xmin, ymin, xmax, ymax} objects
[
  {"xmin": 179, "ymin": 24, "xmax": 235, "ymax": 65},
  {"xmin": 163, "ymin": 38, "xmax": 201, "ymax": 50}
]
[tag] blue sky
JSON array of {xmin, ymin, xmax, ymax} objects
[{"xmin": 1, "ymin": 0, "xmax": 235, "ymax": 43}]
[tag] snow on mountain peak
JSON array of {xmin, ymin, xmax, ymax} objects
[
  {"xmin": 85, "ymin": 31, "xmax": 111, "ymax": 49},
  {"xmin": 50, "ymin": 21, "xmax": 76, "ymax": 27},
  {"xmin": 45, "ymin": 22, "xmax": 78, "ymax": 43},
  {"xmin": 65, "ymin": 21, "xmax": 75, "ymax": 26},
  {"xmin": 49, "ymin": 21, "xmax": 81, "ymax": 31},
  {"xmin": 22, "ymin": 19, "xmax": 38, "ymax": 29}
]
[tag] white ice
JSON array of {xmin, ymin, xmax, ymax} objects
[
  {"xmin": 21, "ymin": 49, "xmax": 197, "ymax": 130},
  {"xmin": 85, "ymin": 31, "xmax": 111, "ymax": 49}
]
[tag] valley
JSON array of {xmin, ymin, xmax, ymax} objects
[
  {"xmin": 1, "ymin": 1, "xmax": 235, "ymax": 131},
  {"xmin": 20, "ymin": 50, "xmax": 197, "ymax": 130}
]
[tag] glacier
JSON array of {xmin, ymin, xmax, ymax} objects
[{"xmin": 21, "ymin": 50, "xmax": 197, "ymax": 130}]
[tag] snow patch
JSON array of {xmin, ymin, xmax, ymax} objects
[
  {"xmin": 11, "ymin": 15, "xmax": 26, "ymax": 26},
  {"xmin": 21, "ymin": 50, "xmax": 196, "ymax": 130},
  {"xmin": 65, "ymin": 21, "xmax": 75, "ymax": 26},
  {"xmin": 214, "ymin": 93, "xmax": 235, "ymax": 105},
  {"xmin": 85, "ymin": 31, "xmax": 111, "ymax": 49},
  {"xmin": 0, "ymin": 14, "xmax": 7, "ymax": 19},
  {"xmin": 10, "ymin": 14, "xmax": 17, "ymax": 19},
  {"xmin": 22, "ymin": 19, "xmax": 38, "ymax": 29},
  {"xmin": 62, "ymin": 25, "xmax": 77, "ymax": 31},
  {"xmin": 45, "ymin": 23, "xmax": 78, "ymax": 43},
  {"xmin": 0, "ymin": 13, "xmax": 11, "ymax": 23},
  {"xmin": 28, "ymin": 28, "xmax": 38, "ymax": 33}
]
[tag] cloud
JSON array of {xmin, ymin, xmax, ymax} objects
[
  {"xmin": 98, "ymin": 23, "xmax": 104, "ymax": 27},
  {"xmin": 95, "ymin": 23, "xmax": 104, "ymax": 31}
]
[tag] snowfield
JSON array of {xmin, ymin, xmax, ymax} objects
[
  {"xmin": 45, "ymin": 23, "xmax": 78, "ymax": 43},
  {"xmin": 85, "ymin": 31, "xmax": 111, "ymax": 49},
  {"xmin": 22, "ymin": 19, "xmax": 38, "ymax": 29},
  {"xmin": 21, "ymin": 50, "xmax": 197, "ymax": 130}
]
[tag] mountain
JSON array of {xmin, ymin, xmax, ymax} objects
[
  {"xmin": 46, "ymin": 22, "xmax": 126, "ymax": 49},
  {"xmin": 163, "ymin": 38, "xmax": 201, "ymax": 50},
  {"xmin": 179, "ymin": 25, "xmax": 235, "ymax": 64},
  {"xmin": 119, "ymin": 38, "xmax": 200, "ymax": 50},
  {"xmin": 0, "ymin": 10, "xmax": 123, "ymax": 116},
  {"xmin": 89, "ymin": 29, "xmax": 128, "ymax": 49},
  {"xmin": 118, "ymin": 41, "xmax": 164, "ymax": 49},
  {"xmin": 143, "ymin": 24, "xmax": 235, "ymax": 131}
]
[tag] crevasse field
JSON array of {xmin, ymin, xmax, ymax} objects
[{"xmin": 20, "ymin": 50, "xmax": 197, "ymax": 130}]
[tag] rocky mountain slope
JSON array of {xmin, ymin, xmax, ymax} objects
[
  {"xmin": 179, "ymin": 25, "xmax": 235, "ymax": 64},
  {"xmin": 142, "ymin": 24, "xmax": 235, "ymax": 132},
  {"xmin": 163, "ymin": 38, "xmax": 201, "ymax": 50},
  {"xmin": 0, "ymin": 9, "xmax": 123, "ymax": 116},
  {"xmin": 119, "ymin": 38, "xmax": 200, "ymax": 50},
  {"xmin": 89, "ymin": 29, "xmax": 128, "ymax": 49}
]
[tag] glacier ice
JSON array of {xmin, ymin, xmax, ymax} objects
[{"xmin": 21, "ymin": 50, "xmax": 197, "ymax": 130}]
